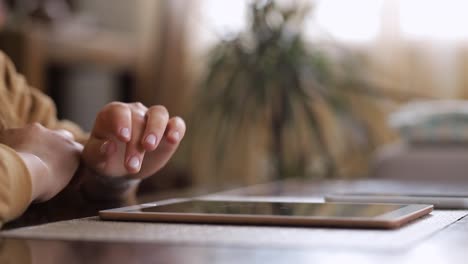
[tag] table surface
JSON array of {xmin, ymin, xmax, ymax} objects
[{"xmin": 2, "ymin": 179, "xmax": 468, "ymax": 264}]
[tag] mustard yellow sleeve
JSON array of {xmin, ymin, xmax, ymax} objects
[
  {"xmin": 0, "ymin": 51, "xmax": 89, "ymax": 144},
  {"xmin": 0, "ymin": 144, "xmax": 32, "ymax": 228}
]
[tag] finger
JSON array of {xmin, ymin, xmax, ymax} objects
[
  {"xmin": 82, "ymin": 136, "xmax": 117, "ymax": 173},
  {"xmin": 165, "ymin": 117, "xmax": 186, "ymax": 144},
  {"xmin": 93, "ymin": 102, "xmax": 132, "ymax": 142},
  {"xmin": 140, "ymin": 117, "xmax": 186, "ymax": 176},
  {"xmin": 125, "ymin": 105, "xmax": 148, "ymax": 173},
  {"xmin": 141, "ymin": 105, "xmax": 169, "ymax": 151}
]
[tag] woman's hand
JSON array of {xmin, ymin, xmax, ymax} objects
[
  {"xmin": 81, "ymin": 102, "xmax": 186, "ymax": 184},
  {"xmin": 0, "ymin": 123, "xmax": 82, "ymax": 202}
]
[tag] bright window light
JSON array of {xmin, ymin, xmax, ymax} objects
[
  {"xmin": 314, "ymin": 0, "xmax": 384, "ymax": 43},
  {"xmin": 400, "ymin": 0, "xmax": 468, "ymax": 41},
  {"xmin": 199, "ymin": 0, "xmax": 384, "ymax": 46},
  {"xmin": 195, "ymin": 0, "xmax": 248, "ymax": 52},
  {"xmin": 199, "ymin": 0, "xmax": 247, "ymax": 44},
  {"xmin": 199, "ymin": 0, "xmax": 468, "ymax": 47}
]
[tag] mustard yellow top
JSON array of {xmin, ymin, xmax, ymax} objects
[{"xmin": 0, "ymin": 51, "xmax": 87, "ymax": 228}]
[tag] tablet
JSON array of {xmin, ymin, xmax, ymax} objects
[
  {"xmin": 325, "ymin": 193, "xmax": 468, "ymax": 209},
  {"xmin": 99, "ymin": 199, "xmax": 433, "ymax": 229}
]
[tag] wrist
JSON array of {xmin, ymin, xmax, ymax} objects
[{"xmin": 17, "ymin": 152, "xmax": 49, "ymax": 202}]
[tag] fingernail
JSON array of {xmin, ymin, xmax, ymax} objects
[
  {"xmin": 128, "ymin": 156, "xmax": 140, "ymax": 170},
  {"xmin": 100, "ymin": 141, "xmax": 110, "ymax": 154},
  {"xmin": 120, "ymin": 128, "xmax": 130, "ymax": 140},
  {"xmin": 145, "ymin": 134, "xmax": 157, "ymax": 146},
  {"xmin": 170, "ymin": 131, "xmax": 180, "ymax": 142},
  {"xmin": 100, "ymin": 140, "xmax": 116, "ymax": 155}
]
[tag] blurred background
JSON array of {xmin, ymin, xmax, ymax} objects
[{"xmin": 2, "ymin": 0, "xmax": 468, "ymax": 196}]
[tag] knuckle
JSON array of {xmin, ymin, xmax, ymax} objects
[
  {"xmin": 132, "ymin": 109, "xmax": 147, "ymax": 122},
  {"xmin": 56, "ymin": 130, "xmax": 75, "ymax": 141},
  {"xmin": 62, "ymin": 137, "xmax": 76, "ymax": 146},
  {"xmin": 132, "ymin": 102, "xmax": 147, "ymax": 110},
  {"xmin": 101, "ymin": 102, "xmax": 128, "ymax": 114},
  {"xmin": 173, "ymin": 116, "xmax": 186, "ymax": 128},
  {"xmin": 27, "ymin": 122, "xmax": 46, "ymax": 133},
  {"xmin": 152, "ymin": 113, "xmax": 170, "ymax": 124},
  {"xmin": 149, "ymin": 105, "xmax": 169, "ymax": 120},
  {"xmin": 98, "ymin": 102, "xmax": 129, "ymax": 124}
]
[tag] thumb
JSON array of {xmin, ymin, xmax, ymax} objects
[{"xmin": 82, "ymin": 136, "xmax": 116, "ymax": 173}]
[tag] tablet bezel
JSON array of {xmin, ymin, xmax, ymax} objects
[{"xmin": 99, "ymin": 198, "xmax": 433, "ymax": 229}]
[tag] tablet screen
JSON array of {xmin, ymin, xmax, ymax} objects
[{"xmin": 141, "ymin": 201, "xmax": 406, "ymax": 218}]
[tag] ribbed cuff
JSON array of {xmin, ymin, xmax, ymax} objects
[{"xmin": 0, "ymin": 145, "xmax": 33, "ymax": 225}]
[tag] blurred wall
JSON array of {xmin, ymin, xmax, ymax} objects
[{"xmin": 77, "ymin": 0, "xmax": 139, "ymax": 33}]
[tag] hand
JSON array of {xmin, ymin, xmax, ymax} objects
[
  {"xmin": 82, "ymin": 102, "xmax": 186, "ymax": 181},
  {"xmin": 0, "ymin": 123, "xmax": 82, "ymax": 202}
]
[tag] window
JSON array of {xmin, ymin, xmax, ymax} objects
[
  {"xmin": 400, "ymin": 0, "xmax": 468, "ymax": 41},
  {"xmin": 313, "ymin": 0, "xmax": 384, "ymax": 43},
  {"xmin": 199, "ymin": 0, "xmax": 468, "ymax": 46}
]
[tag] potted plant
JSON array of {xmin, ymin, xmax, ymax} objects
[{"xmin": 190, "ymin": 0, "xmax": 392, "ymax": 187}]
